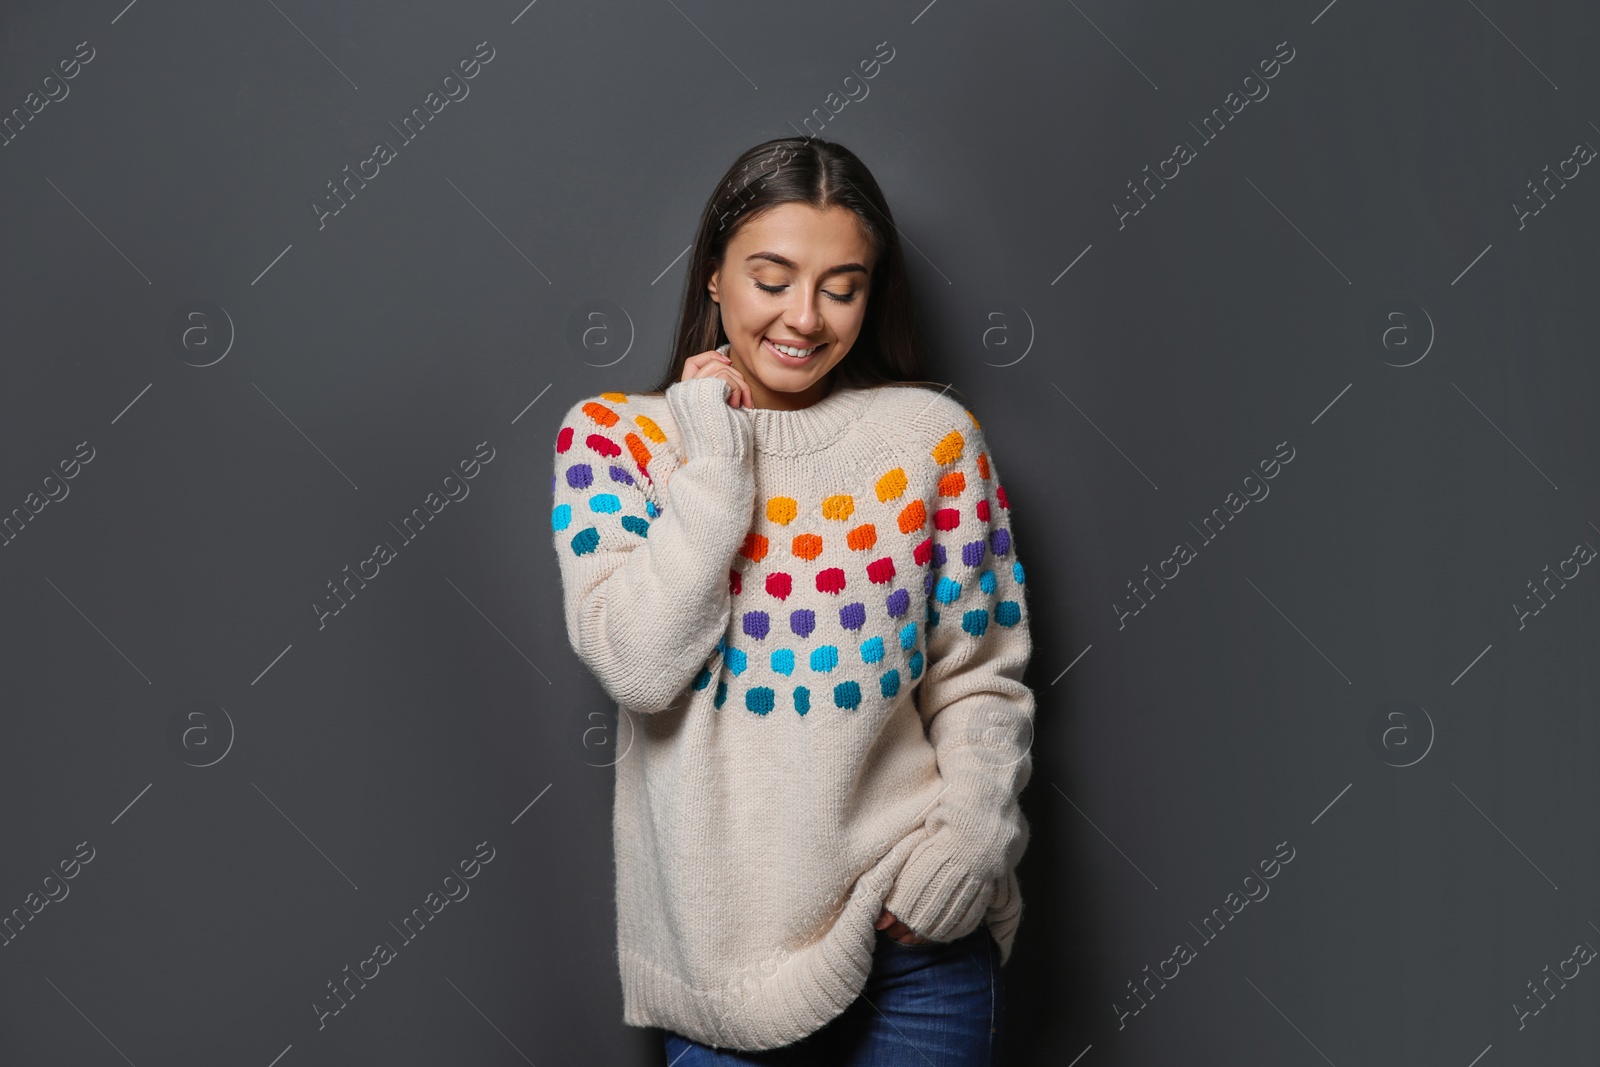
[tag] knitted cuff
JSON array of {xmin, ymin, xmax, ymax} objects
[
  {"xmin": 881, "ymin": 827, "xmax": 999, "ymax": 943},
  {"xmin": 665, "ymin": 377, "xmax": 752, "ymax": 461}
]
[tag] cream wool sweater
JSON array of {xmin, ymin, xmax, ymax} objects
[{"xmin": 549, "ymin": 374, "xmax": 1036, "ymax": 1051}]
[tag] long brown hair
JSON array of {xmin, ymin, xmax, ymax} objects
[{"xmin": 638, "ymin": 137, "xmax": 964, "ymax": 405}]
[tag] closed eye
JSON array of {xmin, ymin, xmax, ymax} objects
[{"xmin": 754, "ymin": 280, "xmax": 857, "ymax": 304}]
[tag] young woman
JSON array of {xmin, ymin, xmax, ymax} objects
[{"xmin": 549, "ymin": 137, "xmax": 1035, "ymax": 1065}]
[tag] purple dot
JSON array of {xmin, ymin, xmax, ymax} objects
[
  {"xmin": 886, "ymin": 588, "xmax": 910, "ymax": 618},
  {"xmin": 839, "ymin": 602, "xmax": 866, "ymax": 630},
  {"xmin": 962, "ymin": 540, "xmax": 986, "ymax": 567},
  {"xmin": 991, "ymin": 529, "xmax": 1012, "ymax": 556},
  {"xmin": 932, "ymin": 544, "xmax": 947, "ymax": 568},
  {"xmin": 565, "ymin": 463, "xmax": 593, "ymax": 490},
  {"xmin": 923, "ymin": 572, "xmax": 935, "ymax": 595},
  {"xmin": 743, "ymin": 611, "xmax": 770, "ymax": 640},
  {"xmin": 790, "ymin": 609, "xmax": 815, "ymax": 638},
  {"xmin": 610, "ymin": 465, "xmax": 635, "ymax": 486}
]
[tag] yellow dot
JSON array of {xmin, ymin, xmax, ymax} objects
[
  {"xmin": 932, "ymin": 431, "xmax": 965, "ymax": 466},
  {"xmin": 634, "ymin": 414, "xmax": 667, "ymax": 443},
  {"xmin": 767, "ymin": 497, "xmax": 798, "ymax": 525},
  {"xmin": 821, "ymin": 494, "xmax": 855, "ymax": 521},
  {"xmin": 876, "ymin": 468, "xmax": 907, "ymax": 502},
  {"xmin": 600, "ymin": 391, "xmax": 628, "ymax": 403}
]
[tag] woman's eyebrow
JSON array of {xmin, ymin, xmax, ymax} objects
[{"xmin": 745, "ymin": 251, "xmax": 869, "ymax": 277}]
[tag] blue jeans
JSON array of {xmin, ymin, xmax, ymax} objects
[{"xmin": 662, "ymin": 924, "xmax": 1005, "ymax": 1066}]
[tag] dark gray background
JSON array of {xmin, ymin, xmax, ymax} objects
[{"xmin": 3, "ymin": 0, "xmax": 1597, "ymax": 1063}]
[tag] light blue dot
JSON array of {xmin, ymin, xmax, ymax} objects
[
  {"xmin": 979, "ymin": 570, "xmax": 996, "ymax": 595},
  {"xmin": 771, "ymin": 649, "xmax": 795, "ymax": 676},
  {"xmin": 590, "ymin": 493, "xmax": 621, "ymax": 514},
  {"xmin": 726, "ymin": 647, "xmax": 748, "ymax": 675},
  {"xmin": 1012, "ymin": 560, "xmax": 1025, "ymax": 585},
  {"xmin": 860, "ymin": 636, "xmax": 884, "ymax": 664},
  {"xmin": 909, "ymin": 651, "xmax": 924, "ymax": 679},
  {"xmin": 552, "ymin": 503, "xmax": 572, "ymax": 531},
  {"xmin": 646, "ymin": 500, "xmax": 660, "ymax": 518},
  {"xmin": 935, "ymin": 576, "xmax": 962, "ymax": 604},
  {"xmin": 898, "ymin": 622, "xmax": 918, "ymax": 650},
  {"xmin": 810, "ymin": 645, "xmax": 839, "ymax": 673}
]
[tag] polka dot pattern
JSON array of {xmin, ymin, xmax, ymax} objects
[{"xmin": 552, "ymin": 389, "xmax": 1028, "ymax": 724}]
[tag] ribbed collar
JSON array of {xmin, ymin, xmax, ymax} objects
[{"xmin": 745, "ymin": 384, "xmax": 873, "ymax": 457}]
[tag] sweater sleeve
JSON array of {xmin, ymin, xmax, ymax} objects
[
  {"xmin": 550, "ymin": 377, "xmax": 756, "ymax": 713},
  {"xmin": 881, "ymin": 413, "xmax": 1035, "ymax": 943}
]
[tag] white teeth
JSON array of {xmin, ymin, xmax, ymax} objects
[{"xmin": 767, "ymin": 338, "xmax": 822, "ymax": 357}]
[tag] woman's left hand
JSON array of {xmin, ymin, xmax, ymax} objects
[{"xmin": 876, "ymin": 907, "xmax": 932, "ymax": 945}]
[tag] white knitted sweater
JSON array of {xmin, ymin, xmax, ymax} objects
[{"xmin": 549, "ymin": 375, "xmax": 1035, "ymax": 1051}]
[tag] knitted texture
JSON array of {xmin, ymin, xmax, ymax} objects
[{"xmin": 549, "ymin": 375, "xmax": 1035, "ymax": 1051}]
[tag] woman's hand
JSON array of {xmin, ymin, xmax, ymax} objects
[
  {"xmin": 681, "ymin": 344, "xmax": 753, "ymax": 409},
  {"xmin": 876, "ymin": 907, "xmax": 932, "ymax": 945}
]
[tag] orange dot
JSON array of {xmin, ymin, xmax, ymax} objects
[
  {"xmin": 846, "ymin": 524, "xmax": 877, "ymax": 551},
  {"xmin": 583, "ymin": 401, "xmax": 620, "ymax": 428},
  {"xmin": 792, "ymin": 533, "xmax": 823, "ymax": 561},
  {"xmin": 767, "ymin": 497, "xmax": 798, "ymax": 525},
  {"xmin": 739, "ymin": 533, "xmax": 769, "ymax": 562},
  {"xmin": 937, "ymin": 471, "xmax": 966, "ymax": 497},
  {"xmin": 624, "ymin": 432, "xmax": 652, "ymax": 471},
  {"xmin": 977, "ymin": 452, "xmax": 990, "ymax": 480},
  {"xmin": 898, "ymin": 500, "xmax": 926, "ymax": 534}
]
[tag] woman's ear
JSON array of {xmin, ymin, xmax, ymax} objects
[{"xmin": 707, "ymin": 266, "xmax": 720, "ymax": 304}]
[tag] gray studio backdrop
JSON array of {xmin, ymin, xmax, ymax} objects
[{"xmin": 2, "ymin": 1, "xmax": 1597, "ymax": 1064}]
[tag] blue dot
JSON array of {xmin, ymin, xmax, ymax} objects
[
  {"xmin": 962, "ymin": 609, "xmax": 989, "ymax": 637},
  {"xmin": 935, "ymin": 577, "xmax": 962, "ymax": 604},
  {"xmin": 746, "ymin": 687, "xmax": 775, "ymax": 715},
  {"xmin": 771, "ymin": 649, "xmax": 795, "ymax": 675},
  {"xmin": 552, "ymin": 503, "xmax": 572, "ymax": 531},
  {"xmin": 620, "ymin": 515, "xmax": 649, "ymax": 537},
  {"xmin": 996, "ymin": 601, "xmax": 1022, "ymax": 627},
  {"xmin": 590, "ymin": 493, "xmax": 621, "ymax": 514},
  {"xmin": 928, "ymin": 607, "xmax": 941, "ymax": 629},
  {"xmin": 879, "ymin": 670, "xmax": 901, "ymax": 698},
  {"xmin": 833, "ymin": 680, "xmax": 861, "ymax": 710},
  {"xmin": 691, "ymin": 666, "xmax": 712, "ymax": 690},
  {"xmin": 898, "ymin": 622, "xmax": 918, "ymax": 650},
  {"xmin": 714, "ymin": 680, "xmax": 727, "ymax": 708},
  {"xmin": 646, "ymin": 500, "xmax": 660, "ymax": 519},
  {"xmin": 860, "ymin": 636, "xmax": 884, "ymax": 664},
  {"xmin": 570, "ymin": 527, "xmax": 600, "ymax": 556},
  {"xmin": 794, "ymin": 687, "xmax": 811, "ymax": 715},
  {"xmin": 909, "ymin": 651, "xmax": 924, "ymax": 680},
  {"xmin": 1013, "ymin": 560, "xmax": 1024, "ymax": 584},
  {"xmin": 810, "ymin": 645, "xmax": 839, "ymax": 673}
]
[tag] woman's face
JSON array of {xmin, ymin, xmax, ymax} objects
[{"xmin": 707, "ymin": 202, "xmax": 876, "ymax": 410}]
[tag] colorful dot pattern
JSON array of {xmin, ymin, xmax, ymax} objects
[{"xmin": 552, "ymin": 392, "xmax": 1028, "ymax": 721}]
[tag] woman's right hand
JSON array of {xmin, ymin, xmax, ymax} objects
[{"xmin": 681, "ymin": 344, "xmax": 753, "ymax": 409}]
